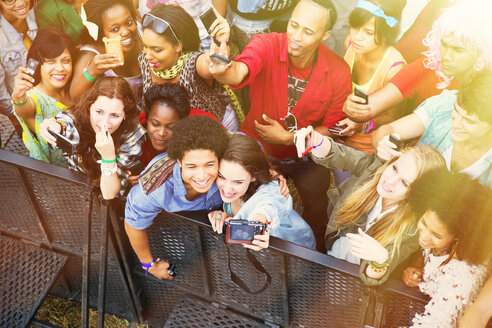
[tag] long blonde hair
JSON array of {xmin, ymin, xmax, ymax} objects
[{"xmin": 335, "ymin": 145, "xmax": 445, "ymax": 259}]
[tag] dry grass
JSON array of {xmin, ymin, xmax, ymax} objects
[{"xmin": 29, "ymin": 295, "xmax": 147, "ymax": 328}]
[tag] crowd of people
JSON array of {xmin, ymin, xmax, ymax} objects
[{"xmin": 1, "ymin": 0, "xmax": 491, "ymax": 326}]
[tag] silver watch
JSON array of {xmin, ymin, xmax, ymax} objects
[{"xmin": 101, "ymin": 164, "xmax": 118, "ymax": 176}]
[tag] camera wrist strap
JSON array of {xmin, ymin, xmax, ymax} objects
[{"xmin": 225, "ymin": 242, "xmax": 271, "ymax": 294}]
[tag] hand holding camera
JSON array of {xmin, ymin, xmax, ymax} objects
[
  {"xmin": 39, "ymin": 118, "xmax": 62, "ymax": 146},
  {"xmin": 12, "ymin": 65, "xmax": 36, "ymax": 104},
  {"xmin": 225, "ymin": 217, "xmax": 269, "ymax": 251},
  {"xmin": 147, "ymin": 258, "xmax": 175, "ymax": 280}
]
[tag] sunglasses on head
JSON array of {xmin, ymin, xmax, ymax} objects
[{"xmin": 142, "ymin": 14, "xmax": 180, "ymax": 44}]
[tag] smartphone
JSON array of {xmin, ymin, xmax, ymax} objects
[
  {"xmin": 328, "ymin": 124, "xmax": 347, "ymax": 134},
  {"xmin": 126, "ymin": 160, "xmax": 146, "ymax": 176},
  {"xmin": 354, "ymin": 86, "xmax": 369, "ymax": 104},
  {"xmin": 210, "ymin": 53, "xmax": 231, "ymax": 65},
  {"xmin": 102, "ymin": 36, "xmax": 124, "ymax": 64},
  {"xmin": 26, "ymin": 58, "xmax": 39, "ymax": 76},
  {"xmin": 199, "ymin": 8, "xmax": 217, "ymax": 32},
  {"xmin": 48, "ymin": 129, "xmax": 78, "ymax": 156},
  {"xmin": 389, "ymin": 134, "xmax": 403, "ymax": 151},
  {"xmin": 301, "ymin": 130, "xmax": 315, "ymax": 157}
]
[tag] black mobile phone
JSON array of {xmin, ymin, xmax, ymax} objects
[
  {"xmin": 210, "ymin": 53, "xmax": 231, "ymax": 65},
  {"xmin": 127, "ymin": 160, "xmax": 146, "ymax": 176},
  {"xmin": 328, "ymin": 124, "xmax": 347, "ymax": 134},
  {"xmin": 26, "ymin": 58, "xmax": 39, "ymax": 76},
  {"xmin": 48, "ymin": 129, "xmax": 78, "ymax": 156},
  {"xmin": 389, "ymin": 134, "xmax": 403, "ymax": 151},
  {"xmin": 199, "ymin": 8, "xmax": 217, "ymax": 32},
  {"xmin": 354, "ymin": 86, "xmax": 369, "ymax": 104}
]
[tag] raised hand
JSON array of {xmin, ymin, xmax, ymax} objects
[
  {"xmin": 376, "ymin": 134, "xmax": 402, "ymax": 161},
  {"xmin": 94, "ymin": 124, "xmax": 116, "ymax": 160},
  {"xmin": 12, "ymin": 67, "xmax": 35, "ymax": 103},
  {"xmin": 347, "ymin": 228, "xmax": 389, "ymax": 264}
]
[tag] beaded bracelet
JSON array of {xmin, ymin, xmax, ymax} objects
[
  {"xmin": 368, "ymin": 262, "xmax": 388, "ymax": 273},
  {"xmin": 362, "ymin": 120, "xmax": 375, "ymax": 134},
  {"xmin": 12, "ymin": 96, "xmax": 28, "ymax": 106},
  {"xmin": 369, "ymin": 259, "xmax": 389, "ymax": 270},
  {"xmin": 83, "ymin": 67, "xmax": 98, "ymax": 83}
]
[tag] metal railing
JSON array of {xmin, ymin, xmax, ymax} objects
[{"xmin": 0, "ymin": 148, "xmax": 465, "ymax": 328}]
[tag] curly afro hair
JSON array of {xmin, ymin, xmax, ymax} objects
[
  {"xmin": 408, "ymin": 169, "xmax": 492, "ymax": 266},
  {"xmin": 167, "ymin": 116, "xmax": 228, "ymax": 161}
]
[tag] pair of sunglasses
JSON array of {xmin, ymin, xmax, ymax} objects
[
  {"xmin": 142, "ymin": 13, "xmax": 180, "ymax": 44},
  {"xmin": 282, "ymin": 112, "xmax": 298, "ymax": 133}
]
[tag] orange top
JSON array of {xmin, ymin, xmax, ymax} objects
[{"xmin": 343, "ymin": 44, "xmax": 406, "ymax": 153}]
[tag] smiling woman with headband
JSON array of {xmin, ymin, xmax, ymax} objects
[
  {"xmin": 138, "ymin": 4, "xmax": 243, "ymax": 131},
  {"xmin": 331, "ymin": 0, "xmax": 407, "ymax": 156}
]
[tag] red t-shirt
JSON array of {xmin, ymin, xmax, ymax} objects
[
  {"xmin": 389, "ymin": 57, "xmax": 459, "ymax": 106},
  {"xmin": 138, "ymin": 108, "xmax": 221, "ymax": 167},
  {"xmin": 233, "ymin": 33, "xmax": 352, "ymax": 159}
]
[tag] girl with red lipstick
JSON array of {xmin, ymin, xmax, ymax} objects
[
  {"xmin": 138, "ymin": 4, "xmax": 241, "ymax": 131},
  {"xmin": 334, "ymin": 0, "xmax": 406, "ymax": 153},
  {"xmin": 402, "ymin": 170, "xmax": 491, "ymax": 327},
  {"xmin": 12, "ymin": 28, "xmax": 75, "ymax": 166},
  {"xmin": 70, "ymin": 0, "xmax": 144, "ymax": 107},
  {"xmin": 294, "ymin": 126, "xmax": 446, "ymax": 285}
]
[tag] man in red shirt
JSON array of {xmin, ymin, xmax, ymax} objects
[{"xmin": 207, "ymin": 0, "xmax": 352, "ymax": 250}]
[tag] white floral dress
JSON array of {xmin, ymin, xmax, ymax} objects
[{"xmin": 410, "ymin": 249, "xmax": 487, "ymax": 327}]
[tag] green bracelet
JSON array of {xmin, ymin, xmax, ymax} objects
[
  {"xmin": 100, "ymin": 156, "xmax": 120, "ymax": 164},
  {"xmin": 83, "ymin": 67, "xmax": 98, "ymax": 83},
  {"xmin": 12, "ymin": 96, "xmax": 28, "ymax": 106}
]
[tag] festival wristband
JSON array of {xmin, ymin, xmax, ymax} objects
[
  {"xmin": 99, "ymin": 156, "xmax": 120, "ymax": 164},
  {"xmin": 140, "ymin": 259, "xmax": 155, "ymax": 276},
  {"xmin": 12, "ymin": 96, "xmax": 28, "ymax": 106},
  {"xmin": 83, "ymin": 67, "xmax": 98, "ymax": 83}
]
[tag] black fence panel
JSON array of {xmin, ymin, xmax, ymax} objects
[
  {"xmin": 379, "ymin": 289, "xmax": 428, "ymax": 328},
  {"xmin": 0, "ymin": 160, "xmax": 46, "ymax": 243},
  {"xmin": 0, "ymin": 235, "xmax": 67, "ymax": 328},
  {"xmin": 287, "ymin": 257, "xmax": 370, "ymax": 328},
  {"xmin": 164, "ymin": 297, "xmax": 269, "ymax": 328},
  {"xmin": 49, "ymin": 255, "xmax": 137, "ymax": 321},
  {"xmin": 202, "ymin": 227, "xmax": 288, "ymax": 325}
]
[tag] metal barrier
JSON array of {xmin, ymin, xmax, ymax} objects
[{"xmin": 1, "ymin": 148, "xmax": 489, "ymax": 328}]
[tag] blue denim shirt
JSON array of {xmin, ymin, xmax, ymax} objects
[
  {"xmin": 125, "ymin": 154, "xmax": 222, "ymax": 230},
  {"xmin": 0, "ymin": 9, "xmax": 37, "ymax": 115},
  {"xmin": 226, "ymin": 181, "xmax": 316, "ymax": 249}
]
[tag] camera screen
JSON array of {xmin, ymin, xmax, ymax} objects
[{"xmin": 230, "ymin": 225, "xmax": 254, "ymax": 241}]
